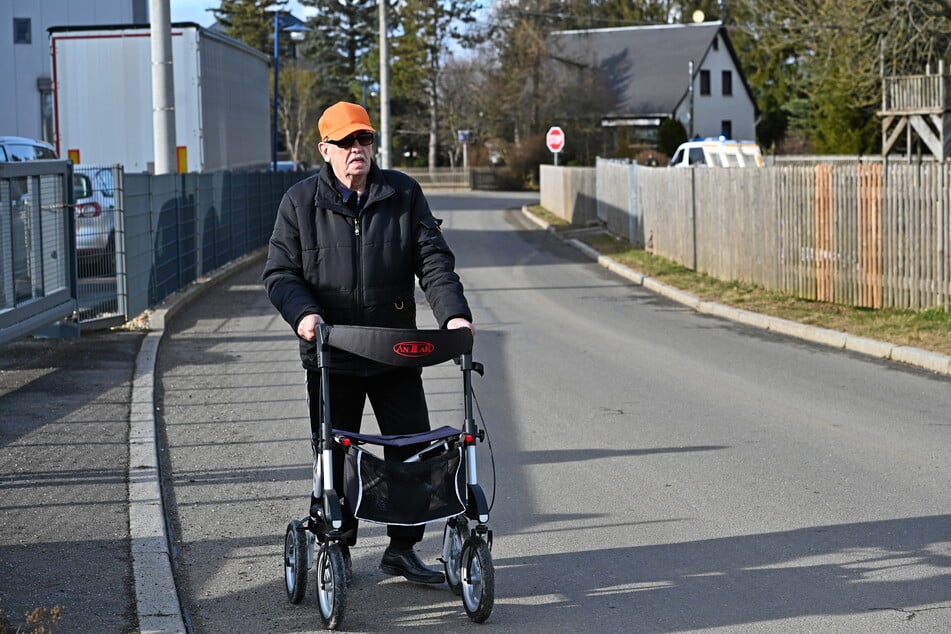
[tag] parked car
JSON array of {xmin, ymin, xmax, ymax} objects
[
  {"xmin": 0, "ymin": 136, "xmax": 57, "ymax": 162},
  {"xmin": 273, "ymin": 160, "xmax": 306, "ymax": 172},
  {"xmin": 1, "ymin": 141, "xmax": 115, "ymax": 275},
  {"xmin": 0, "ymin": 136, "xmax": 60, "ymax": 214},
  {"xmin": 1, "ymin": 136, "xmax": 59, "ymax": 299},
  {"xmin": 73, "ymin": 166, "xmax": 117, "ymax": 275},
  {"xmin": 669, "ymin": 137, "xmax": 763, "ymax": 168},
  {"xmin": 0, "ymin": 135, "xmax": 59, "ymax": 215}
]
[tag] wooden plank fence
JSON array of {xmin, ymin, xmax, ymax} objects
[
  {"xmin": 859, "ymin": 164, "xmax": 883, "ymax": 308},
  {"xmin": 584, "ymin": 160, "xmax": 951, "ymax": 311}
]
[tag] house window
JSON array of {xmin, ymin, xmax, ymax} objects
[
  {"xmin": 721, "ymin": 120, "xmax": 733, "ymax": 139},
  {"xmin": 712, "ymin": 36, "xmax": 719, "ymax": 51},
  {"xmin": 699, "ymin": 70, "xmax": 710, "ymax": 96},
  {"xmin": 13, "ymin": 18, "xmax": 31, "ymax": 44},
  {"xmin": 722, "ymin": 70, "xmax": 733, "ymax": 96}
]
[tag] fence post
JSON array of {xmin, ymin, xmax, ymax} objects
[
  {"xmin": 114, "ymin": 166, "xmax": 128, "ymax": 319},
  {"xmin": 628, "ymin": 161, "xmax": 638, "ymax": 247},
  {"xmin": 691, "ymin": 167, "xmax": 698, "ymax": 271}
]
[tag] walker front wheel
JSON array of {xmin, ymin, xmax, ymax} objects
[
  {"xmin": 315, "ymin": 542, "xmax": 348, "ymax": 630},
  {"xmin": 460, "ymin": 536, "xmax": 494, "ymax": 623},
  {"xmin": 283, "ymin": 521, "xmax": 308, "ymax": 604},
  {"xmin": 442, "ymin": 520, "xmax": 467, "ymax": 595}
]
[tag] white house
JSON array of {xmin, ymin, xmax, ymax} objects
[
  {"xmin": 1, "ymin": 0, "xmax": 146, "ymax": 144},
  {"xmin": 547, "ymin": 21, "xmax": 758, "ymax": 145}
]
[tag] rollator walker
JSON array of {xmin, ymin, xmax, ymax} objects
[{"xmin": 282, "ymin": 324, "xmax": 494, "ymax": 629}]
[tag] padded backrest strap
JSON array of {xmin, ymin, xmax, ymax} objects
[{"xmin": 327, "ymin": 325, "xmax": 472, "ymax": 367}]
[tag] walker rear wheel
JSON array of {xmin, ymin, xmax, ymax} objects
[
  {"xmin": 460, "ymin": 536, "xmax": 494, "ymax": 623},
  {"xmin": 315, "ymin": 542, "xmax": 348, "ymax": 630},
  {"xmin": 283, "ymin": 521, "xmax": 308, "ymax": 604}
]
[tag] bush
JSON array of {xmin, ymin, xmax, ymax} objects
[
  {"xmin": 658, "ymin": 118, "xmax": 687, "ymax": 158},
  {"xmin": 507, "ymin": 134, "xmax": 551, "ymax": 189}
]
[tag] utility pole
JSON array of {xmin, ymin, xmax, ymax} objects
[
  {"xmin": 688, "ymin": 60, "xmax": 695, "ymax": 139},
  {"xmin": 378, "ymin": 1, "xmax": 391, "ymax": 169},
  {"xmin": 272, "ymin": 11, "xmax": 280, "ymax": 171},
  {"xmin": 150, "ymin": 0, "xmax": 177, "ymax": 174}
]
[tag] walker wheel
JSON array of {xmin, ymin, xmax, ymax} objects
[
  {"xmin": 460, "ymin": 536, "xmax": 494, "ymax": 623},
  {"xmin": 316, "ymin": 542, "xmax": 348, "ymax": 629},
  {"xmin": 283, "ymin": 521, "xmax": 308, "ymax": 603},
  {"xmin": 442, "ymin": 520, "xmax": 467, "ymax": 595}
]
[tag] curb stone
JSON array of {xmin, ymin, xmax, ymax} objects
[{"xmin": 523, "ymin": 207, "xmax": 951, "ymax": 377}]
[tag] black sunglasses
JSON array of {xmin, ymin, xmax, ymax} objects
[{"xmin": 325, "ymin": 131, "xmax": 374, "ymax": 149}]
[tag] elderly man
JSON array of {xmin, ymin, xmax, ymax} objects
[{"xmin": 263, "ymin": 101, "xmax": 474, "ymax": 584}]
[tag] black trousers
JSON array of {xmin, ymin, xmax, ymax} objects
[{"xmin": 307, "ymin": 367, "xmax": 431, "ymax": 548}]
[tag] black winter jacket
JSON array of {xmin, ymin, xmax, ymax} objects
[{"xmin": 263, "ymin": 163, "xmax": 472, "ymax": 372}]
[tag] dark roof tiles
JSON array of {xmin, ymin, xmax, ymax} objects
[{"xmin": 548, "ymin": 22, "xmax": 725, "ymax": 117}]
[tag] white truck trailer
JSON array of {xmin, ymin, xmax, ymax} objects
[{"xmin": 49, "ymin": 23, "xmax": 271, "ymax": 173}]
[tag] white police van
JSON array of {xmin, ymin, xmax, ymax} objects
[{"xmin": 669, "ymin": 137, "xmax": 763, "ymax": 168}]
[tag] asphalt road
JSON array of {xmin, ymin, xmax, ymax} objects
[{"xmin": 155, "ymin": 191, "xmax": 951, "ymax": 633}]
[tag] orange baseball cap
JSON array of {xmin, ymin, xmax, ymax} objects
[{"xmin": 318, "ymin": 101, "xmax": 376, "ymax": 141}]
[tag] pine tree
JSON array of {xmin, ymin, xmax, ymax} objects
[
  {"xmin": 297, "ymin": 0, "xmax": 379, "ymax": 111},
  {"xmin": 212, "ymin": 0, "xmax": 286, "ymax": 54}
]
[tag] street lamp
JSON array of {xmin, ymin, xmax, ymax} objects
[
  {"xmin": 357, "ymin": 75, "xmax": 372, "ymax": 109},
  {"xmin": 272, "ymin": 13, "xmax": 310, "ymax": 171}
]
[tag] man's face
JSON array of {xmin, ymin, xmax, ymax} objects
[{"xmin": 319, "ymin": 130, "xmax": 374, "ymax": 185}]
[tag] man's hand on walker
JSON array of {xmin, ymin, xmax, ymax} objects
[
  {"xmin": 297, "ymin": 313, "xmax": 324, "ymax": 341},
  {"xmin": 446, "ymin": 317, "xmax": 475, "ymax": 336}
]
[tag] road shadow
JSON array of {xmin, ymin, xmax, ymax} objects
[{"xmin": 155, "ymin": 511, "xmax": 951, "ymax": 632}]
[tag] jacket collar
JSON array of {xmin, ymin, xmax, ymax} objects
[{"xmin": 315, "ymin": 162, "xmax": 395, "ymax": 216}]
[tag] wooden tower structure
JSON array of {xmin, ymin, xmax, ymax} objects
[{"xmin": 880, "ymin": 60, "xmax": 951, "ymax": 160}]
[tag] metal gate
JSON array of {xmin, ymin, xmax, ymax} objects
[
  {"xmin": 0, "ymin": 160, "xmax": 77, "ymax": 344},
  {"xmin": 74, "ymin": 164, "xmax": 126, "ymax": 328}
]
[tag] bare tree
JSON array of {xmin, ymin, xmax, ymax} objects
[
  {"xmin": 390, "ymin": 0, "xmax": 482, "ymax": 170},
  {"xmin": 277, "ymin": 64, "xmax": 319, "ymax": 165}
]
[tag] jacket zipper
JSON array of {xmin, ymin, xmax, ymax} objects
[{"xmin": 354, "ymin": 216, "xmax": 363, "ymax": 318}]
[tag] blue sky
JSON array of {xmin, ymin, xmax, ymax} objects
[{"xmin": 168, "ymin": 1, "xmax": 315, "ymax": 27}]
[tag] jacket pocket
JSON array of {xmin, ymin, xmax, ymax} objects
[{"xmin": 304, "ymin": 244, "xmax": 356, "ymax": 291}]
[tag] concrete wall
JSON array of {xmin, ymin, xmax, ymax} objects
[{"xmin": 539, "ymin": 164, "xmax": 598, "ymax": 225}]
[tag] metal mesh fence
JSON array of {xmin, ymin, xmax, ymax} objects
[{"xmin": 108, "ymin": 169, "xmax": 307, "ymax": 323}]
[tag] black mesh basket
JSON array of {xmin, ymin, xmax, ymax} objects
[{"xmin": 343, "ymin": 446, "xmax": 466, "ymax": 526}]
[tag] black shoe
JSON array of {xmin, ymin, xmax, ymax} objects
[{"xmin": 380, "ymin": 547, "xmax": 445, "ymax": 584}]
